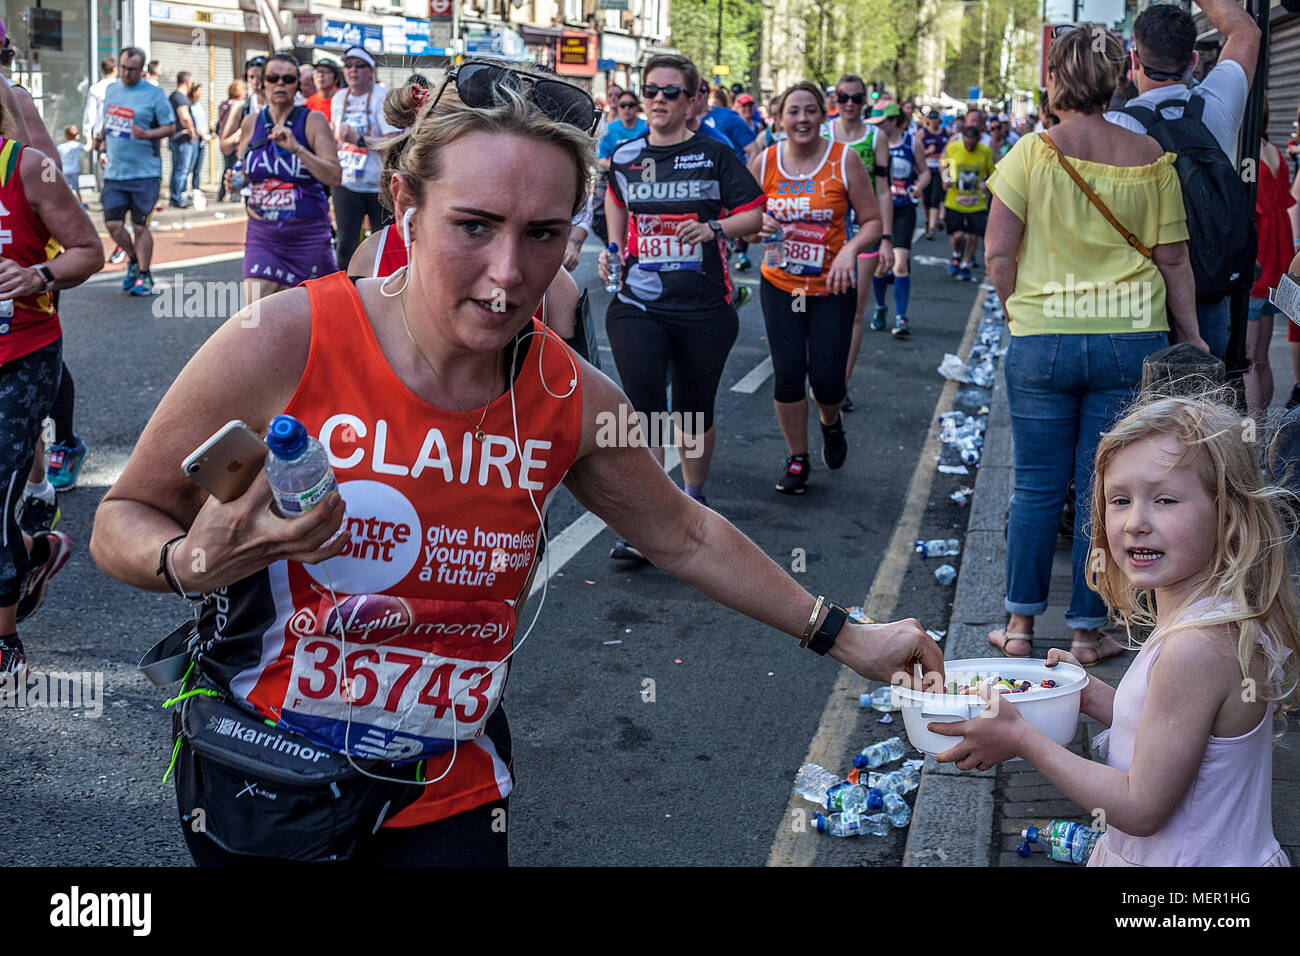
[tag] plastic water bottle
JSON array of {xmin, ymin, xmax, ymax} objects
[
  {"xmin": 852, "ymin": 736, "xmax": 905, "ymax": 770},
  {"xmin": 813, "ymin": 811, "xmax": 889, "ymax": 838},
  {"xmin": 915, "ymin": 538, "xmax": 960, "ymax": 557},
  {"xmin": 762, "ymin": 224, "xmax": 785, "ymax": 268},
  {"xmin": 1017, "ymin": 821, "xmax": 1100, "ymax": 864},
  {"xmin": 874, "ymin": 765, "xmax": 921, "ymax": 797},
  {"xmin": 264, "ymin": 414, "xmax": 338, "ymax": 517},
  {"xmin": 794, "ymin": 763, "xmax": 877, "ymax": 813},
  {"xmin": 883, "ymin": 792, "xmax": 911, "ymax": 828},
  {"xmin": 605, "ymin": 242, "xmax": 621, "ymax": 293},
  {"xmin": 230, "ymin": 160, "xmax": 246, "ymax": 191},
  {"xmin": 859, "ymin": 685, "xmax": 899, "ymax": 712},
  {"xmin": 934, "ymin": 564, "xmax": 957, "ymax": 585}
]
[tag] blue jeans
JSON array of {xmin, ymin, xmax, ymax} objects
[
  {"xmin": 1197, "ymin": 297, "xmax": 1230, "ymax": 359},
  {"xmin": 169, "ymin": 139, "xmax": 195, "ymax": 204},
  {"xmin": 189, "ymin": 141, "xmax": 206, "ymax": 192},
  {"xmin": 1003, "ymin": 331, "xmax": 1169, "ymax": 630}
]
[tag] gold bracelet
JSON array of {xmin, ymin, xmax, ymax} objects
[{"xmin": 800, "ymin": 595, "xmax": 825, "ymax": 648}]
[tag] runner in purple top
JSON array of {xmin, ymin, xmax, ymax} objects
[{"xmin": 225, "ymin": 52, "xmax": 341, "ymax": 302}]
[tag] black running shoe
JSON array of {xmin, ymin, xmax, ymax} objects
[
  {"xmin": 842, "ymin": 391, "xmax": 855, "ymax": 413},
  {"xmin": 16, "ymin": 530, "xmax": 71, "ymax": 623},
  {"xmin": 776, "ymin": 455, "xmax": 810, "ymax": 494},
  {"xmin": 610, "ymin": 538, "xmax": 648, "ymax": 562},
  {"xmin": 820, "ymin": 416, "xmax": 848, "ymax": 470},
  {"xmin": 0, "ymin": 635, "xmax": 26, "ymax": 693},
  {"xmin": 16, "ymin": 492, "xmax": 59, "ymax": 536}
]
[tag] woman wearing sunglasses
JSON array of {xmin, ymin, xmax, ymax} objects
[
  {"xmin": 91, "ymin": 58, "xmax": 941, "ymax": 865},
  {"xmin": 747, "ymin": 81, "xmax": 883, "ymax": 495},
  {"xmin": 225, "ymin": 52, "xmax": 340, "ymax": 302},
  {"xmin": 597, "ymin": 55, "xmax": 765, "ymax": 553}
]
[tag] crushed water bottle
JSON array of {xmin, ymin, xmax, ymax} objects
[
  {"xmin": 264, "ymin": 414, "xmax": 338, "ymax": 517},
  {"xmin": 852, "ymin": 736, "xmax": 905, "ymax": 769},
  {"xmin": 915, "ymin": 539, "xmax": 961, "ymax": 558},
  {"xmin": 883, "ymin": 792, "xmax": 912, "ymax": 828},
  {"xmin": 874, "ymin": 764, "xmax": 921, "ymax": 797},
  {"xmin": 934, "ymin": 564, "xmax": 957, "ymax": 585},
  {"xmin": 813, "ymin": 811, "xmax": 890, "ymax": 838},
  {"xmin": 605, "ymin": 242, "xmax": 621, "ymax": 293},
  {"xmin": 794, "ymin": 763, "xmax": 849, "ymax": 807},
  {"xmin": 1018, "ymin": 820, "xmax": 1100, "ymax": 864},
  {"xmin": 763, "ymin": 224, "xmax": 786, "ymax": 268}
]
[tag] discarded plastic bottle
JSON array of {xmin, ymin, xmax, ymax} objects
[
  {"xmin": 915, "ymin": 539, "xmax": 961, "ymax": 558},
  {"xmin": 859, "ymin": 685, "xmax": 899, "ymax": 712},
  {"xmin": 813, "ymin": 810, "xmax": 890, "ymax": 837},
  {"xmin": 934, "ymin": 564, "xmax": 957, "ymax": 585},
  {"xmin": 763, "ymin": 224, "xmax": 786, "ymax": 268},
  {"xmin": 852, "ymin": 736, "xmax": 905, "ymax": 770},
  {"xmin": 794, "ymin": 763, "xmax": 855, "ymax": 808},
  {"xmin": 883, "ymin": 792, "xmax": 912, "ymax": 828},
  {"xmin": 605, "ymin": 243, "xmax": 621, "ymax": 293},
  {"xmin": 264, "ymin": 414, "xmax": 338, "ymax": 518},
  {"xmin": 874, "ymin": 765, "xmax": 921, "ymax": 797},
  {"xmin": 1017, "ymin": 821, "xmax": 1100, "ymax": 864}
]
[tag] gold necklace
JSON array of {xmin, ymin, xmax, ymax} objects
[{"xmin": 398, "ymin": 290, "xmax": 500, "ymax": 443}]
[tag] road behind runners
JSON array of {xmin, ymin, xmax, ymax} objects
[{"xmin": 0, "ymin": 239, "xmax": 981, "ymax": 866}]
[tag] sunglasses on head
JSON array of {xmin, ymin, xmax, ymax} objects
[
  {"xmin": 836, "ymin": 92, "xmax": 866, "ymax": 104},
  {"xmin": 264, "ymin": 72, "xmax": 298, "ymax": 85},
  {"xmin": 642, "ymin": 84, "xmax": 684, "ymax": 101},
  {"xmin": 247, "ymin": 56, "xmax": 266, "ymax": 68},
  {"xmin": 432, "ymin": 62, "xmax": 600, "ymax": 134}
]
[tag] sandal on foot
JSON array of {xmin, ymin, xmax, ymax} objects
[
  {"xmin": 1070, "ymin": 635, "xmax": 1127, "ymax": 668},
  {"xmin": 988, "ymin": 628, "xmax": 1033, "ymax": 658}
]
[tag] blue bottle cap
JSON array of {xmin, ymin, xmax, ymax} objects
[
  {"xmin": 812, "ymin": 812, "xmax": 826, "ymax": 832},
  {"xmin": 607, "ymin": 242, "xmax": 619, "ymax": 253},
  {"xmin": 859, "ymin": 692, "xmax": 872, "ymax": 708},
  {"xmin": 266, "ymin": 414, "xmax": 308, "ymax": 459},
  {"xmin": 851, "ymin": 752, "xmax": 869, "ymax": 770}
]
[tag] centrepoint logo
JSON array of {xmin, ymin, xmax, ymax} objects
[{"xmin": 305, "ymin": 480, "xmax": 421, "ymax": 593}]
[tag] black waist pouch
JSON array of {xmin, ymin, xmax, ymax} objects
[{"xmin": 174, "ymin": 688, "xmax": 425, "ymax": 862}]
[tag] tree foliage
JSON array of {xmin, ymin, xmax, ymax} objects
[{"xmin": 668, "ymin": 0, "xmax": 764, "ymax": 86}]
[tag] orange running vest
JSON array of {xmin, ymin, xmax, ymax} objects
[
  {"xmin": 201, "ymin": 271, "xmax": 584, "ymax": 827},
  {"xmin": 758, "ymin": 140, "xmax": 852, "ymax": 297}
]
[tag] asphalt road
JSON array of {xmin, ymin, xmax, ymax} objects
[{"xmin": 0, "ymin": 235, "xmax": 984, "ymax": 866}]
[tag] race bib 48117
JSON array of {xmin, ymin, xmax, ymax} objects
[{"xmin": 635, "ymin": 213, "xmax": 703, "ymax": 272}]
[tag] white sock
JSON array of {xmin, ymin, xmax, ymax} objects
[{"xmin": 25, "ymin": 479, "xmax": 55, "ymax": 504}]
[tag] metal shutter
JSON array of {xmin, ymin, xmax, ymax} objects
[{"xmin": 1265, "ymin": 15, "xmax": 1300, "ymax": 149}]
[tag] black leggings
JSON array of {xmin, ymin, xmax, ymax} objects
[
  {"xmin": 0, "ymin": 340, "xmax": 62, "ymax": 604},
  {"xmin": 50, "ymin": 361, "xmax": 74, "ymax": 444},
  {"xmin": 182, "ymin": 797, "xmax": 510, "ymax": 866},
  {"xmin": 332, "ymin": 187, "xmax": 392, "ymax": 272},
  {"xmin": 759, "ymin": 276, "xmax": 856, "ymax": 405},
  {"xmin": 605, "ymin": 299, "xmax": 739, "ymax": 433}
]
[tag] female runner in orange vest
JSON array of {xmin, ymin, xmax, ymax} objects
[
  {"xmin": 745, "ymin": 81, "xmax": 882, "ymax": 496},
  {"xmin": 90, "ymin": 61, "xmax": 941, "ymax": 865}
]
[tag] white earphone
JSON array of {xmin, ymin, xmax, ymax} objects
[{"xmin": 402, "ymin": 207, "xmax": 414, "ymax": 246}]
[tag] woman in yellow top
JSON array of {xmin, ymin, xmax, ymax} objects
[{"xmin": 983, "ymin": 25, "xmax": 1206, "ymax": 665}]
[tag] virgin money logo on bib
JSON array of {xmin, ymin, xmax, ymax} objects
[{"xmin": 305, "ymin": 480, "xmax": 422, "ymax": 593}]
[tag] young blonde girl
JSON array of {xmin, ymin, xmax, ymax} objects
[{"xmin": 932, "ymin": 393, "xmax": 1298, "ymax": 865}]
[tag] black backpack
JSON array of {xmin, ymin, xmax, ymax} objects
[{"xmin": 1123, "ymin": 94, "xmax": 1256, "ymax": 304}]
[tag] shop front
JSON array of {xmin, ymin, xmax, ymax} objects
[
  {"xmin": 3, "ymin": 0, "xmax": 109, "ymax": 136},
  {"xmin": 555, "ymin": 29, "xmax": 595, "ymax": 90}
]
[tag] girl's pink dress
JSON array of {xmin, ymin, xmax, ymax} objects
[{"xmin": 1088, "ymin": 603, "xmax": 1290, "ymax": 867}]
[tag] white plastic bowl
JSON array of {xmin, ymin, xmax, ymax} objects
[{"xmin": 894, "ymin": 657, "xmax": 1088, "ymax": 755}]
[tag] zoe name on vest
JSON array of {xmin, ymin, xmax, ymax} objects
[{"xmin": 320, "ymin": 415, "xmax": 553, "ymax": 489}]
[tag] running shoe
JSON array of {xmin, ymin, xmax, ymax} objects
[
  {"xmin": 16, "ymin": 492, "xmax": 59, "ymax": 535},
  {"xmin": 129, "ymin": 272, "xmax": 154, "ymax": 296},
  {"xmin": 820, "ymin": 416, "xmax": 848, "ymax": 470},
  {"xmin": 959, "ymin": 266, "xmax": 974, "ymax": 282},
  {"xmin": 0, "ymin": 635, "xmax": 26, "ymax": 693},
  {"xmin": 108, "ymin": 246, "xmax": 126, "ymax": 265},
  {"xmin": 776, "ymin": 454, "xmax": 810, "ymax": 495},
  {"xmin": 736, "ymin": 254, "xmax": 753, "ymax": 272},
  {"xmin": 924, "ymin": 230, "xmax": 935, "ymax": 240},
  {"xmin": 892, "ymin": 316, "xmax": 911, "ymax": 338},
  {"xmin": 121, "ymin": 260, "xmax": 138, "ymax": 292},
  {"xmin": 734, "ymin": 286, "xmax": 753, "ymax": 307},
  {"xmin": 16, "ymin": 530, "xmax": 71, "ymax": 624},
  {"xmin": 610, "ymin": 538, "xmax": 648, "ymax": 562},
  {"xmin": 46, "ymin": 435, "xmax": 86, "ymax": 491},
  {"xmin": 842, "ymin": 391, "xmax": 855, "ymax": 413},
  {"xmin": 970, "ymin": 256, "xmax": 980, "ymax": 270},
  {"xmin": 870, "ymin": 305, "xmax": 887, "ymax": 331},
  {"xmin": 948, "ymin": 257, "xmax": 960, "ymax": 277}
]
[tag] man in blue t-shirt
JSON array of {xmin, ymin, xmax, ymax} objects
[
  {"xmin": 706, "ymin": 87, "xmax": 758, "ymax": 160},
  {"xmin": 93, "ymin": 46, "xmax": 175, "ymax": 297}
]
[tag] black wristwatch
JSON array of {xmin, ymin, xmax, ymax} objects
[
  {"xmin": 880, "ymin": 232, "xmax": 893, "ymax": 242},
  {"xmin": 808, "ymin": 602, "xmax": 849, "ymax": 656},
  {"xmin": 707, "ymin": 219, "xmax": 725, "ymax": 241},
  {"xmin": 31, "ymin": 264, "xmax": 54, "ymax": 293}
]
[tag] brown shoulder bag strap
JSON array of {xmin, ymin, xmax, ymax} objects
[{"xmin": 1040, "ymin": 133, "xmax": 1152, "ymax": 259}]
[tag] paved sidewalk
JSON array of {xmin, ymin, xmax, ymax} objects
[
  {"xmin": 905, "ymin": 339, "xmax": 1300, "ymax": 867},
  {"xmin": 88, "ymin": 184, "xmax": 250, "ymax": 269}
]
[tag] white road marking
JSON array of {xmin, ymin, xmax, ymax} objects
[{"xmin": 732, "ymin": 356, "xmax": 774, "ymax": 393}]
